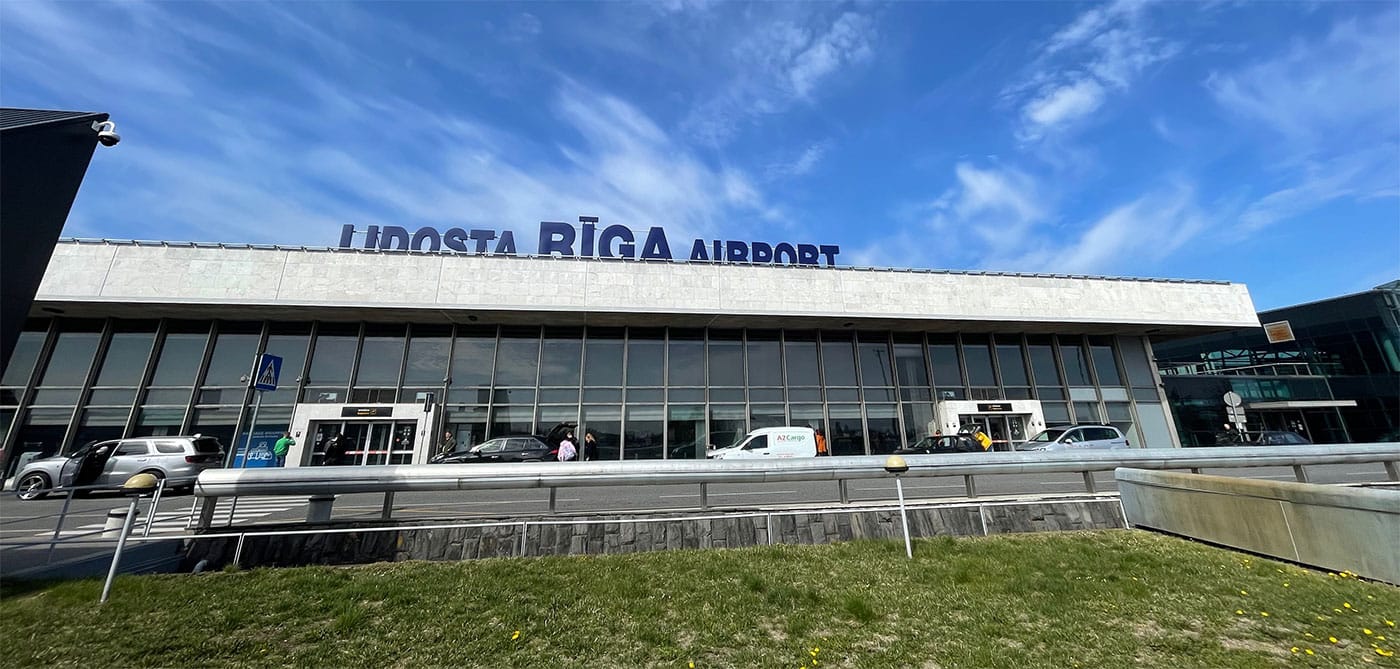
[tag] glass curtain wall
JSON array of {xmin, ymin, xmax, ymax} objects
[{"xmin": 2, "ymin": 319, "xmax": 1182, "ymax": 474}]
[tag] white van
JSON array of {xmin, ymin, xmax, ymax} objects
[{"xmin": 707, "ymin": 427, "xmax": 818, "ymax": 460}]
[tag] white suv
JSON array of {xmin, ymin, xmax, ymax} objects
[
  {"xmin": 14, "ymin": 436, "xmax": 225, "ymax": 500},
  {"xmin": 1018, "ymin": 425, "xmax": 1130, "ymax": 451}
]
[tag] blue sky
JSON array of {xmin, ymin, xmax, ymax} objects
[{"xmin": 2, "ymin": 1, "xmax": 1396, "ymax": 310}]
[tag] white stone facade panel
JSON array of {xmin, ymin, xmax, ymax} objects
[{"xmin": 36, "ymin": 242, "xmax": 1260, "ymax": 328}]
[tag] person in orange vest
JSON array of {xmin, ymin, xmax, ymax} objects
[{"xmin": 814, "ymin": 428, "xmax": 829, "ymax": 456}]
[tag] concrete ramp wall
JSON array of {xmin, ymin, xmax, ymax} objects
[{"xmin": 1116, "ymin": 468, "xmax": 1400, "ymax": 584}]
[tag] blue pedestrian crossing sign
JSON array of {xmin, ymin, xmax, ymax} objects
[{"xmin": 252, "ymin": 354, "xmax": 282, "ymax": 391}]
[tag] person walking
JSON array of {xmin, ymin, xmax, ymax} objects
[
  {"xmin": 557, "ymin": 432, "xmax": 578, "ymax": 462},
  {"xmin": 583, "ymin": 430, "xmax": 599, "ymax": 461},
  {"xmin": 272, "ymin": 432, "xmax": 296, "ymax": 467},
  {"xmin": 439, "ymin": 430, "xmax": 456, "ymax": 456},
  {"xmin": 814, "ymin": 427, "xmax": 829, "ymax": 456}
]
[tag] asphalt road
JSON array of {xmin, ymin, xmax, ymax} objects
[{"xmin": 1, "ymin": 462, "xmax": 1393, "ymax": 542}]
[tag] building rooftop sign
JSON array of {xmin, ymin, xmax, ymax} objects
[{"xmin": 337, "ymin": 216, "xmax": 841, "ymax": 267}]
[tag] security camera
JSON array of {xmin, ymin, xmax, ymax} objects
[{"xmin": 92, "ymin": 120, "xmax": 121, "ymax": 147}]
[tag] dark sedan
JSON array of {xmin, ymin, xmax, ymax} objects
[
  {"xmin": 894, "ymin": 435, "xmax": 983, "ymax": 455},
  {"xmin": 429, "ymin": 436, "xmax": 551, "ymax": 464}
]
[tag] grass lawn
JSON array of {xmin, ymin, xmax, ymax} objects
[{"xmin": 2, "ymin": 529, "xmax": 1397, "ymax": 668}]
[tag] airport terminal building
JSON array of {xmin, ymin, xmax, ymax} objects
[{"xmin": 0, "ymin": 231, "xmax": 1259, "ymax": 476}]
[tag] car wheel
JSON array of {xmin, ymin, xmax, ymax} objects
[{"xmin": 16, "ymin": 473, "xmax": 51, "ymax": 501}]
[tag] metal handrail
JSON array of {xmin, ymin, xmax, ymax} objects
[{"xmin": 185, "ymin": 444, "xmax": 1400, "ymax": 527}]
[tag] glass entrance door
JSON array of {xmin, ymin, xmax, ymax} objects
[
  {"xmin": 959, "ymin": 414, "xmax": 1029, "ymax": 451},
  {"xmin": 309, "ymin": 420, "xmax": 419, "ymax": 466}
]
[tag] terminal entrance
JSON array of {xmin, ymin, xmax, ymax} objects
[
  {"xmin": 308, "ymin": 420, "xmax": 417, "ymax": 466},
  {"xmin": 958, "ymin": 414, "xmax": 1029, "ymax": 451}
]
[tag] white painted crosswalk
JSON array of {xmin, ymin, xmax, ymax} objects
[{"xmin": 46, "ymin": 496, "xmax": 310, "ymax": 537}]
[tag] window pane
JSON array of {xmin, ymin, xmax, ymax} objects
[
  {"xmin": 996, "ymin": 342, "xmax": 1029, "ymax": 386},
  {"xmin": 624, "ymin": 405, "xmax": 664, "ymax": 460},
  {"xmin": 893, "ymin": 343, "xmax": 929, "ymax": 387},
  {"xmin": 308, "ymin": 327, "xmax": 358, "ymax": 386},
  {"xmin": 72, "ymin": 407, "xmax": 128, "ymax": 448},
  {"xmin": 494, "ymin": 330, "xmax": 540, "ymax": 387},
  {"xmin": 2, "ymin": 329, "xmax": 46, "ymax": 387},
  {"xmin": 750, "ymin": 404, "xmax": 786, "ymax": 428},
  {"xmin": 264, "ymin": 327, "xmax": 310, "ymax": 386},
  {"xmin": 1135, "ymin": 402, "xmax": 1173, "ymax": 448},
  {"xmin": 540, "ymin": 336, "xmax": 582, "ymax": 387},
  {"xmin": 627, "ymin": 338, "xmax": 664, "ymax": 386},
  {"xmin": 929, "ymin": 338, "xmax": 962, "ymax": 388},
  {"xmin": 790, "ymin": 404, "xmax": 825, "ymax": 435},
  {"xmin": 746, "ymin": 334, "xmax": 782, "ymax": 386},
  {"xmin": 204, "ymin": 330, "xmax": 260, "ymax": 387},
  {"xmin": 150, "ymin": 332, "xmax": 207, "ymax": 387},
  {"xmin": 903, "ymin": 401, "xmax": 934, "ymax": 444},
  {"xmin": 1117, "ymin": 336, "xmax": 1156, "ymax": 388},
  {"xmin": 709, "ymin": 404, "xmax": 746, "ymax": 450},
  {"xmin": 451, "ymin": 333, "xmax": 497, "ymax": 387},
  {"xmin": 667, "ymin": 405, "xmax": 706, "ymax": 460},
  {"xmin": 784, "ymin": 335, "xmax": 820, "ymax": 386},
  {"xmin": 708, "ymin": 338, "xmax": 744, "ymax": 386},
  {"xmin": 95, "ymin": 332, "xmax": 155, "ymax": 386},
  {"xmin": 1059, "ymin": 337, "xmax": 1091, "ymax": 386},
  {"xmin": 489, "ymin": 405, "xmax": 534, "ymax": 438},
  {"xmin": 962, "ymin": 336, "xmax": 995, "ymax": 386},
  {"xmin": 866, "ymin": 404, "xmax": 900, "ymax": 454},
  {"xmin": 582, "ymin": 405, "xmax": 622, "ymax": 460},
  {"xmin": 133, "ymin": 406, "xmax": 184, "ymax": 437},
  {"xmin": 828, "ymin": 404, "xmax": 865, "ymax": 456},
  {"xmin": 39, "ymin": 332, "xmax": 101, "ymax": 386},
  {"xmin": 445, "ymin": 405, "xmax": 489, "ymax": 451},
  {"xmin": 1028, "ymin": 340, "xmax": 1061, "ymax": 387},
  {"xmin": 821, "ymin": 335, "xmax": 857, "ymax": 386},
  {"xmin": 584, "ymin": 336, "xmax": 623, "ymax": 387},
  {"xmin": 401, "ymin": 333, "xmax": 448, "ymax": 386},
  {"xmin": 1091, "ymin": 343, "xmax": 1123, "ymax": 386},
  {"xmin": 858, "ymin": 341, "xmax": 894, "ymax": 387},
  {"xmin": 357, "ymin": 327, "xmax": 406, "ymax": 386},
  {"xmin": 668, "ymin": 332, "xmax": 704, "ymax": 386}
]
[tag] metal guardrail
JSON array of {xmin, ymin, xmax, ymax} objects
[{"xmin": 192, "ymin": 444, "xmax": 1400, "ymax": 527}]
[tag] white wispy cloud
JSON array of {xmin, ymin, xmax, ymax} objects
[
  {"xmin": 1207, "ymin": 11, "xmax": 1400, "ymax": 234},
  {"xmin": 765, "ymin": 142, "xmax": 831, "ymax": 180},
  {"xmin": 0, "ymin": 3, "xmax": 777, "ymax": 249},
  {"xmin": 683, "ymin": 8, "xmax": 876, "ymax": 145},
  {"xmin": 1013, "ymin": 0, "xmax": 1177, "ymax": 141}
]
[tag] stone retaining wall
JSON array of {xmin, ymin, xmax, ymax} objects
[{"xmin": 182, "ymin": 498, "xmax": 1126, "ymax": 570}]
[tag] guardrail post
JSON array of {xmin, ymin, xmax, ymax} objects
[
  {"xmin": 306, "ymin": 495, "xmax": 335, "ymax": 523},
  {"xmin": 1082, "ymin": 471, "xmax": 1097, "ymax": 494},
  {"xmin": 699, "ymin": 483, "xmax": 709, "ymax": 510},
  {"xmin": 1189, "ymin": 468, "xmax": 1201, "ymax": 475},
  {"xmin": 380, "ymin": 492, "xmax": 395, "ymax": 520},
  {"xmin": 964, "ymin": 475, "xmax": 978, "ymax": 498},
  {"xmin": 1385, "ymin": 461, "xmax": 1398, "ymax": 482},
  {"xmin": 232, "ymin": 533, "xmax": 247, "ymax": 569},
  {"xmin": 518, "ymin": 521, "xmax": 528, "ymax": 557},
  {"xmin": 99, "ymin": 497, "xmax": 140, "ymax": 604},
  {"xmin": 143, "ymin": 478, "xmax": 166, "ymax": 537},
  {"xmin": 46, "ymin": 488, "xmax": 77, "ymax": 565},
  {"xmin": 838, "ymin": 480, "xmax": 849, "ymax": 504},
  {"xmin": 1292, "ymin": 465, "xmax": 1309, "ymax": 483},
  {"xmin": 548, "ymin": 487, "xmax": 557, "ymax": 514},
  {"xmin": 197, "ymin": 496, "xmax": 218, "ymax": 529}
]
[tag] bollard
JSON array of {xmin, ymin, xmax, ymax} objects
[{"xmin": 103, "ymin": 508, "xmax": 137, "ymax": 539}]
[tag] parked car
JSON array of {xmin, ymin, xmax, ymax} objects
[
  {"xmin": 1017, "ymin": 425, "xmax": 1130, "ymax": 452},
  {"xmin": 1249, "ymin": 430, "xmax": 1311, "ymax": 446},
  {"xmin": 14, "ymin": 435, "xmax": 225, "ymax": 500},
  {"xmin": 895, "ymin": 434, "xmax": 983, "ymax": 455},
  {"xmin": 430, "ymin": 436, "xmax": 552, "ymax": 463}
]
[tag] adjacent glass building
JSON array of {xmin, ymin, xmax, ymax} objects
[
  {"xmin": 0, "ymin": 238, "xmax": 1261, "ymax": 475},
  {"xmin": 1155, "ymin": 281, "xmax": 1400, "ymax": 446}
]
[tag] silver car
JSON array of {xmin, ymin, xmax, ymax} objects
[
  {"xmin": 13, "ymin": 436, "xmax": 225, "ymax": 500},
  {"xmin": 1018, "ymin": 425, "xmax": 1130, "ymax": 452}
]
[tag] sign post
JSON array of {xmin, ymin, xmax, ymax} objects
[{"xmin": 227, "ymin": 354, "xmax": 282, "ymax": 524}]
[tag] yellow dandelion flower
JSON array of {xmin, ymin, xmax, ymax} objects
[
  {"xmin": 1305, "ymin": 649, "xmax": 1314, "ymax": 655},
  {"xmin": 1330, "ymin": 572, "xmax": 1339, "ymax": 577},
  {"xmin": 1291, "ymin": 647, "xmax": 1300, "ymax": 653},
  {"xmin": 1236, "ymin": 610, "xmax": 1245, "ymax": 615},
  {"xmin": 1283, "ymin": 583, "xmax": 1290, "ymax": 588},
  {"xmin": 1387, "ymin": 620, "xmax": 1396, "ymax": 627},
  {"xmin": 1378, "ymin": 648, "xmax": 1395, "ymax": 658},
  {"xmin": 1305, "ymin": 633, "xmax": 1315, "ymax": 638},
  {"xmin": 1379, "ymin": 635, "xmax": 1388, "ymax": 641},
  {"xmin": 690, "ymin": 663, "xmax": 695, "ymax": 668},
  {"xmin": 1330, "ymin": 637, "xmax": 1339, "ymax": 644},
  {"xmin": 1345, "ymin": 603, "xmax": 1353, "ymax": 609},
  {"xmin": 1365, "ymin": 629, "xmax": 1374, "ymax": 635},
  {"xmin": 1240, "ymin": 590, "xmax": 1248, "ymax": 596},
  {"xmin": 810, "ymin": 651, "xmax": 818, "ymax": 657},
  {"xmin": 1260, "ymin": 612, "xmax": 1270, "ymax": 617},
  {"xmin": 511, "ymin": 630, "xmax": 521, "ymax": 641}
]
